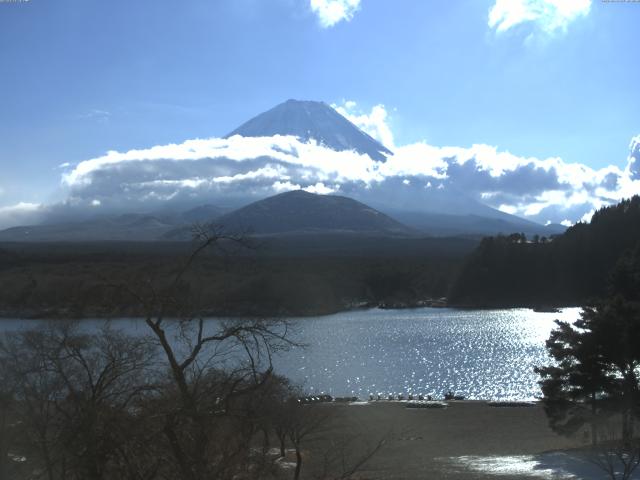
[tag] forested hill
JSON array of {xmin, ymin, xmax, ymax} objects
[{"xmin": 449, "ymin": 196, "xmax": 640, "ymax": 307}]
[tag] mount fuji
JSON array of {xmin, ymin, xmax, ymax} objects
[
  {"xmin": 226, "ymin": 99, "xmax": 392, "ymax": 162},
  {"xmin": 0, "ymin": 99, "xmax": 563, "ymax": 241}
]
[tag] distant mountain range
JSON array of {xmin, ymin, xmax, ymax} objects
[
  {"xmin": 385, "ymin": 209, "xmax": 564, "ymax": 238},
  {"xmin": 0, "ymin": 205, "xmax": 224, "ymax": 242},
  {"xmin": 0, "ymin": 190, "xmax": 562, "ymax": 242},
  {"xmin": 0, "ymin": 99, "xmax": 565, "ymax": 242}
]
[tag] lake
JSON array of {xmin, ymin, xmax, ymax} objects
[
  {"xmin": 272, "ymin": 307, "xmax": 580, "ymax": 401},
  {"xmin": 0, "ymin": 307, "xmax": 581, "ymax": 401}
]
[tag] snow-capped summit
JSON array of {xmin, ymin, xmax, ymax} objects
[{"xmin": 225, "ymin": 99, "xmax": 392, "ymax": 161}]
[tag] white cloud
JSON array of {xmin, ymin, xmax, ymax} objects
[
  {"xmin": 0, "ymin": 202, "xmax": 43, "ymax": 229},
  {"xmin": 309, "ymin": 0, "xmax": 361, "ymax": 28},
  {"xmin": 499, "ymin": 204, "xmax": 518, "ymax": 215},
  {"xmin": 580, "ymin": 209, "xmax": 596, "ymax": 223},
  {"xmin": 488, "ymin": 0, "xmax": 591, "ymax": 34},
  {"xmin": 57, "ymin": 127, "xmax": 640, "ymax": 228},
  {"xmin": 333, "ymin": 101, "xmax": 395, "ymax": 148},
  {"xmin": 628, "ymin": 134, "xmax": 640, "ymax": 179},
  {"xmin": 62, "ymin": 135, "xmax": 383, "ymax": 189},
  {"xmin": 380, "ymin": 142, "xmax": 448, "ymax": 178},
  {"xmin": 272, "ymin": 181, "xmax": 301, "ymax": 193},
  {"xmin": 304, "ymin": 182, "xmax": 336, "ymax": 194},
  {"xmin": 0, "ymin": 202, "xmax": 42, "ymax": 215},
  {"xmin": 0, "ymin": 102, "xmax": 620, "ymax": 231}
]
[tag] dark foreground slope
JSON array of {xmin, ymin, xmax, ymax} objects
[{"xmin": 450, "ymin": 196, "xmax": 640, "ymax": 307}]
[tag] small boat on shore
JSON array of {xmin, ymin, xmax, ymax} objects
[{"xmin": 444, "ymin": 391, "xmax": 465, "ymax": 401}]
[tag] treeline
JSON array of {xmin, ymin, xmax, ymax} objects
[
  {"xmin": 0, "ymin": 237, "xmax": 472, "ymax": 318},
  {"xmin": 450, "ymin": 196, "xmax": 640, "ymax": 307}
]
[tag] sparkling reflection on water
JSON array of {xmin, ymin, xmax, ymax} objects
[
  {"xmin": 0, "ymin": 307, "xmax": 580, "ymax": 401},
  {"xmin": 272, "ymin": 307, "xmax": 581, "ymax": 401}
]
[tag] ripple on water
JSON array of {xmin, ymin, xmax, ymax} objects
[
  {"xmin": 0, "ymin": 307, "xmax": 581, "ymax": 401},
  {"xmin": 272, "ymin": 307, "xmax": 581, "ymax": 400}
]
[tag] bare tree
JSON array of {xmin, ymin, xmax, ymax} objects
[
  {"xmin": 0, "ymin": 321, "xmax": 157, "ymax": 480},
  {"xmin": 271, "ymin": 396, "xmax": 387, "ymax": 480},
  {"xmin": 283, "ymin": 400, "xmax": 333, "ymax": 480},
  {"xmin": 107, "ymin": 225, "xmax": 298, "ymax": 480}
]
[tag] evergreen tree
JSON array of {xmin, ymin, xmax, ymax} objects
[
  {"xmin": 451, "ymin": 196, "xmax": 640, "ymax": 307},
  {"xmin": 537, "ymin": 244, "xmax": 640, "ymax": 445},
  {"xmin": 535, "ymin": 312, "xmax": 613, "ymax": 445}
]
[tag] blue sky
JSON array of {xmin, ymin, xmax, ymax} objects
[{"xmin": 0, "ymin": 0, "xmax": 638, "ymax": 227}]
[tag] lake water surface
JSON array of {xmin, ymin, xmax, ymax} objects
[
  {"xmin": 272, "ymin": 307, "xmax": 580, "ymax": 401},
  {"xmin": 0, "ymin": 307, "xmax": 581, "ymax": 401}
]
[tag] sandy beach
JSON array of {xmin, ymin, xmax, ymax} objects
[{"xmin": 299, "ymin": 401, "xmax": 607, "ymax": 480}]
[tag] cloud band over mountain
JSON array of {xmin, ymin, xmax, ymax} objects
[
  {"xmin": 57, "ymin": 133, "xmax": 638, "ymax": 226},
  {"xmin": 1, "ymin": 102, "xmax": 637, "ymax": 230}
]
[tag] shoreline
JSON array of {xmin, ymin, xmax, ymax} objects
[
  {"xmin": 306, "ymin": 400, "xmax": 588, "ymax": 479},
  {"xmin": 0, "ymin": 302, "xmax": 579, "ymax": 321}
]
